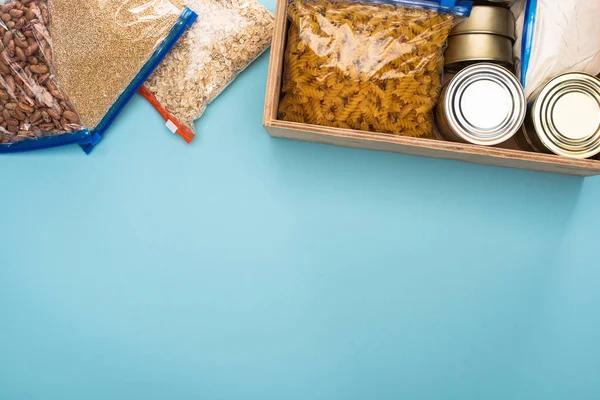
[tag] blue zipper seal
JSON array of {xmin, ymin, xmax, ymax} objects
[
  {"xmin": 520, "ymin": 0, "xmax": 536, "ymax": 86},
  {"xmin": 80, "ymin": 7, "xmax": 198, "ymax": 154},
  {"xmin": 356, "ymin": 0, "xmax": 472, "ymax": 16},
  {"xmin": 0, "ymin": 128, "xmax": 90, "ymax": 153}
]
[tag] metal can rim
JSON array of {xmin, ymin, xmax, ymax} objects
[
  {"xmin": 442, "ymin": 63, "xmax": 526, "ymax": 146},
  {"xmin": 450, "ymin": 6, "xmax": 516, "ymax": 41},
  {"xmin": 531, "ymin": 72, "xmax": 600, "ymax": 159}
]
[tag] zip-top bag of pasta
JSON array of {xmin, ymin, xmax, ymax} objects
[
  {"xmin": 0, "ymin": 0, "xmax": 89, "ymax": 153},
  {"xmin": 139, "ymin": 0, "xmax": 274, "ymax": 144},
  {"xmin": 49, "ymin": 0, "xmax": 197, "ymax": 154},
  {"xmin": 279, "ymin": 0, "xmax": 472, "ymax": 139}
]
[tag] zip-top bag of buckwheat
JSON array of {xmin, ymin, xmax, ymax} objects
[
  {"xmin": 49, "ymin": 0, "xmax": 197, "ymax": 153},
  {"xmin": 139, "ymin": 0, "xmax": 274, "ymax": 143}
]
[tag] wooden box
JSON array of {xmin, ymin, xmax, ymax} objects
[{"xmin": 263, "ymin": 0, "xmax": 600, "ymax": 176}]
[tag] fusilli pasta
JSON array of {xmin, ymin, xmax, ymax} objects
[{"xmin": 278, "ymin": 0, "xmax": 455, "ymax": 138}]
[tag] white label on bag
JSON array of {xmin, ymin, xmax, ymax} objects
[{"xmin": 165, "ymin": 120, "xmax": 178, "ymax": 134}]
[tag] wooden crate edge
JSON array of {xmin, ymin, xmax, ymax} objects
[{"xmin": 262, "ymin": 0, "xmax": 600, "ymax": 177}]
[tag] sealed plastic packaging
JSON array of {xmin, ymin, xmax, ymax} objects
[
  {"xmin": 140, "ymin": 0, "xmax": 274, "ymax": 143},
  {"xmin": 0, "ymin": 0, "xmax": 88, "ymax": 152},
  {"xmin": 515, "ymin": 0, "xmax": 600, "ymax": 99},
  {"xmin": 278, "ymin": 0, "xmax": 471, "ymax": 138},
  {"xmin": 48, "ymin": 0, "xmax": 197, "ymax": 153}
]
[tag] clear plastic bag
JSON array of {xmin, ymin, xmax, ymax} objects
[
  {"xmin": 140, "ymin": 0, "xmax": 274, "ymax": 143},
  {"xmin": 48, "ymin": 0, "xmax": 197, "ymax": 153},
  {"xmin": 516, "ymin": 0, "xmax": 600, "ymax": 99},
  {"xmin": 0, "ymin": 0, "xmax": 88, "ymax": 152},
  {"xmin": 278, "ymin": 0, "xmax": 471, "ymax": 138}
]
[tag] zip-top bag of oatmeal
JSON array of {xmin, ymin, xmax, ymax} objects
[{"xmin": 139, "ymin": 0, "xmax": 274, "ymax": 143}]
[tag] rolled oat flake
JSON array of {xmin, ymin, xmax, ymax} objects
[{"xmin": 140, "ymin": 0, "xmax": 274, "ymax": 143}]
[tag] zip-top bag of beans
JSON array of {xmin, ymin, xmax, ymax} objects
[
  {"xmin": 0, "ymin": 0, "xmax": 89, "ymax": 153},
  {"xmin": 139, "ymin": 0, "xmax": 274, "ymax": 143},
  {"xmin": 48, "ymin": 0, "xmax": 197, "ymax": 153}
]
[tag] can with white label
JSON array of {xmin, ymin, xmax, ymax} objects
[
  {"xmin": 436, "ymin": 63, "xmax": 526, "ymax": 146},
  {"xmin": 515, "ymin": 73, "xmax": 600, "ymax": 159}
]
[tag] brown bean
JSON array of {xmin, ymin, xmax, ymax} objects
[
  {"xmin": 1, "ymin": 13, "xmax": 11, "ymax": 22},
  {"xmin": 15, "ymin": 46, "xmax": 25, "ymax": 62},
  {"xmin": 25, "ymin": 8, "xmax": 36, "ymax": 21},
  {"xmin": 51, "ymin": 90, "xmax": 64, "ymax": 101},
  {"xmin": 15, "ymin": 17, "xmax": 25, "ymax": 30},
  {"xmin": 63, "ymin": 110, "xmax": 79, "ymax": 122},
  {"xmin": 19, "ymin": 94, "xmax": 33, "ymax": 105},
  {"xmin": 18, "ymin": 101, "xmax": 33, "ymax": 113},
  {"xmin": 23, "ymin": 84, "xmax": 34, "ymax": 98},
  {"xmin": 37, "ymin": 73, "xmax": 50, "ymax": 85},
  {"xmin": 24, "ymin": 42, "xmax": 37, "ymax": 56},
  {"xmin": 47, "ymin": 108, "xmax": 59, "ymax": 120},
  {"xmin": 29, "ymin": 64, "xmax": 47, "ymax": 74},
  {"xmin": 29, "ymin": 110, "xmax": 40, "ymax": 122},
  {"xmin": 5, "ymin": 76, "xmax": 15, "ymax": 92},
  {"xmin": 0, "ymin": 61, "xmax": 10, "ymax": 74},
  {"xmin": 5, "ymin": 102, "xmax": 17, "ymax": 110},
  {"xmin": 61, "ymin": 121, "xmax": 73, "ymax": 132},
  {"xmin": 46, "ymin": 80, "xmax": 56, "ymax": 92},
  {"xmin": 41, "ymin": 109, "xmax": 50, "ymax": 122},
  {"xmin": 3, "ymin": 31, "xmax": 11, "ymax": 46},
  {"xmin": 9, "ymin": 9, "xmax": 23, "ymax": 18},
  {"xmin": 14, "ymin": 108, "xmax": 25, "ymax": 120},
  {"xmin": 14, "ymin": 37, "xmax": 28, "ymax": 49},
  {"xmin": 7, "ymin": 39, "xmax": 14, "ymax": 56}
]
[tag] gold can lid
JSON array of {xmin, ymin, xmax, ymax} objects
[
  {"xmin": 450, "ymin": 6, "xmax": 516, "ymax": 41},
  {"xmin": 444, "ymin": 34, "xmax": 514, "ymax": 71},
  {"xmin": 531, "ymin": 73, "xmax": 600, "ymax": 159}
]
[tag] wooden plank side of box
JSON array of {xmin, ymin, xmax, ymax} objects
[
  {"xmin": 265, "ymin": 120, "xmax": 600, "ymax": 176},
  {"xmin": 262, "ymin": 0, "xmax": 600, "ymax": 177}
]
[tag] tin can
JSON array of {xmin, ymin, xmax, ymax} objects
[
  {"xmin": 515, "ymin": 73, "xmax": 600, "ymax": 159},
  {"xmin": 444, "ymin": 34, "xmax": 514, "ymax": 72},
  {"xmin": 450, "ymin": 6, "xmax": 516, "ymax": 41},
  {"xmin": 436, "ymin": 63, "xmax": 526, "ymax": 146}
]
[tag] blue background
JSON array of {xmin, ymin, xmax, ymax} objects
[{"xmin": 1, "ymin": 1, "xmax": 600, "ymax": 397}]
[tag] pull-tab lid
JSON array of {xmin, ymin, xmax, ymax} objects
[{"xmin": 532, "ymin": 73, "xmax": 600, "ymax": 159}]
